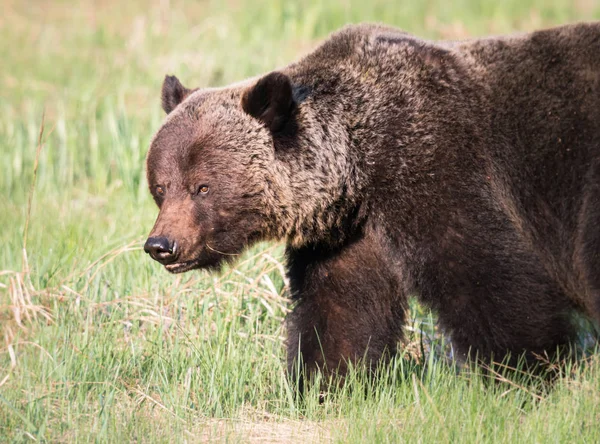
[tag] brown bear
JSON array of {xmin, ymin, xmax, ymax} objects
[{"xmin": 144, "ymin": 22, "xmax": 600, "ymax": 382}]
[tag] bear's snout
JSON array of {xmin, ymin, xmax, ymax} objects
[{"xmin": 144, "ymin": 236, "xmax": 178, "ymax": 265}]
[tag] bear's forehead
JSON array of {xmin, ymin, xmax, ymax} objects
[
  {"xmin": 148, "ymin": 112, "xmax": 263, "ymax": 170},
  {"xmin": 151, "ymin": 88, "xmax": 268, "ymax": 152},
  {"xmin": 147, "ymin": 130, "xmax": 229, "ymax": 187},
  {"xmin": 149, "ymin": 118, "xmax": 196, "ymax": 157},
  {"xmin": 147, "ymin": 85, "xmax": 273, "ymax": 183}
]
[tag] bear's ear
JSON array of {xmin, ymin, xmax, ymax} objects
[
  {"xmin": 161, "ymin": 75, "xmax": 193, "ymax": 114},
  {"xmin": 241, "ymin": 72, "xmax": 295, "ymax": 133}
]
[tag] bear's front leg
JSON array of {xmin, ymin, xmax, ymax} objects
[{"xmin": 285, "ymin": 230, "xmax": 407, "ymax": 388}]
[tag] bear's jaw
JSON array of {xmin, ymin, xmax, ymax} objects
[
  {"xmin": 164, "ymin": 260, "xmax": 201, "ymax": 274},
  {"xmin": 162, "ymin": 247, "xmax": 233, "ymax": 273},
  {"xmin": 164, "ymin": 257, "xmax": 216, "ymax": 273}
]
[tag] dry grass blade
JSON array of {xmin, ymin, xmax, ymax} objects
[
  {"xmin": 79, "ymin": 240, "xmax": 143, "ymax": 293},
  {"xmin": 131, "ymin": 387, "xmax": 184, "ymax": 421},
  {"xmin": 1, "ymin": 113, "xmax": 54, "ymax": 360},
  {"xmin": 22, "ymin": 112, "xmax": 47, "ymax": 262},
  {"xmin": 479, "ymin": 362, "xmax": 545, "ymax": 402}
]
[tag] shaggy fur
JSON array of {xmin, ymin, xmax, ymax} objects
[{"xmin": 144, "ymin": 22, "xmax": 600, "ymax": 380}]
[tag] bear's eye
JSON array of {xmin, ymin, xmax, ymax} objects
[
  {"xmin": 155, "ymin": 185, "xmax": 165, "ymax": 196},
  {"xmin": 197, "ymin": 185, "xmax": 209, "ymax": 195}
]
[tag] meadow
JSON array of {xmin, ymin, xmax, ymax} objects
[{"xmin": 1, "ymin": 0, "xmax": 600, "ymax": 441}]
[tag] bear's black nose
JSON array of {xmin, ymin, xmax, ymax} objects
[{"xmin": 144, "ymin": 236, "xmax": 177, "ymax": 264}]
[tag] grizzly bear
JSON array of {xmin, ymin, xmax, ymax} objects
[{"xmin": 144, "ymin": 22, "xmax": 600, "ymax": 381}]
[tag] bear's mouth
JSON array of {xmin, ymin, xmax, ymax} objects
[
  {"xmin": 164, "ymin": 254, "xmax": 225, "ymax": 273},
  {"xmin": 164, "ymin": 259, "xmax": 200, "ymax": 273}
]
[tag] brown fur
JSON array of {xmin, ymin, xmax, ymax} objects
[{"xmin": 144, "ymin": 22, "xmax": 600, "ymax": 381}]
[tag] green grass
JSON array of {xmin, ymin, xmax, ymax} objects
[{"xmin": 2, "ymin": 0, "xmax": 600, "ymax": 441}]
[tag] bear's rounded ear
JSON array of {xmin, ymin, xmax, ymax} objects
[
  {"xmin": 161, "ymin": 75, "xmax": 193, "ymax": 114},
  {"xmin": 241, "ymin": 72, "xmax": 295, "ymax": 133}
]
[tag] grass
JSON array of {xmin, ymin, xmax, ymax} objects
[{"xmin": 1, "ymin": 0, "xmax": 600, "ymax": 441}]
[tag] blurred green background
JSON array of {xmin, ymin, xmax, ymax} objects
[{"xmin": 1, "ymin": 1, "xmax": 599, "ymax": 442}]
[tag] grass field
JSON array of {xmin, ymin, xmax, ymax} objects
[{"xmin": 2, "ymin": 0, "xmax": 600, "ymax": 442}]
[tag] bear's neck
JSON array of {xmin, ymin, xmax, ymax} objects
[{"xmin": 264, "ymin": 72, "xmax": 370, "ymax": 248}]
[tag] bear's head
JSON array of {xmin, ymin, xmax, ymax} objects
[{"xmin": 144, "ymin": 72, "xmax": 356, "ymax": 273}]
